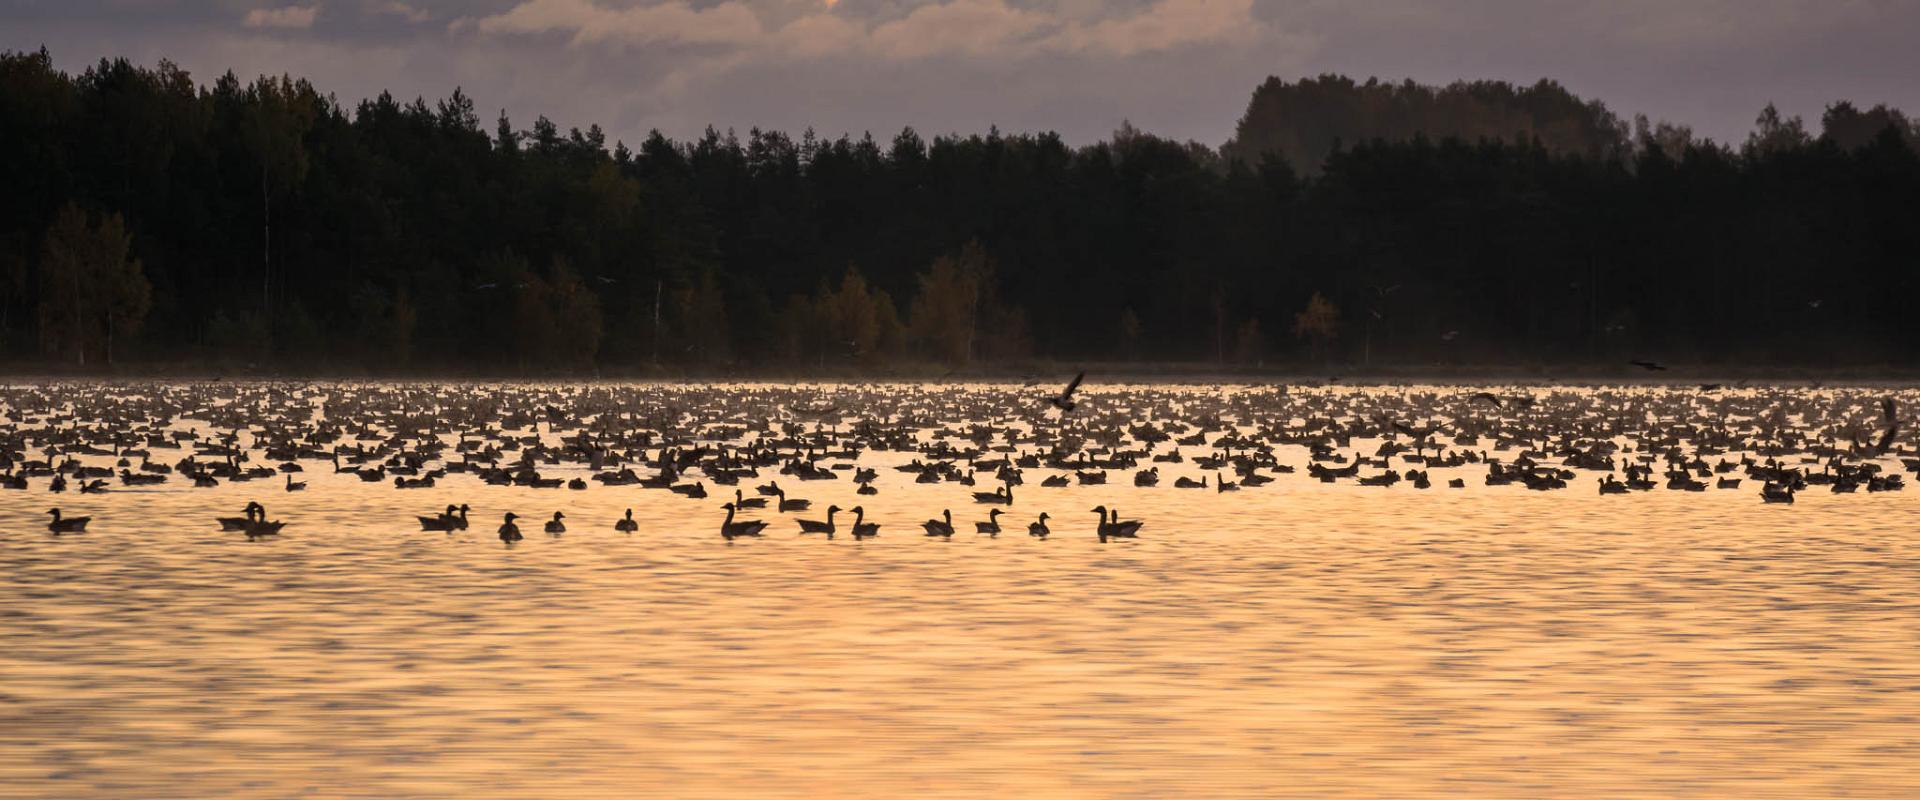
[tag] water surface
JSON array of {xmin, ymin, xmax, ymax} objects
[{"xmin": 2, "ymin": 382, "xmax": 1917, "ymax": 798}]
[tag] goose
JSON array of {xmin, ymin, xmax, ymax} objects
[
  {"xmin": 974, "ymin": 508, "xmax": 1003, "ymax": 536},
  {"xmin": 850, "ymin": 506, "xmax": 880, "ymax": 539},
  {"xmin": 118, "ymin": 468, "xmax": 166, "ymax": 487},
  {"xmin": 921, "ymin": 509, "xmax": 956, "ymax": 538},
  {"xmin": 776, "ymin": 488, "xmax": 811, "ymax": 513},
  {"xmin": 614, "ymin": 509, "xmax": 639, "ymax": 533},
  {"xmin": 1761, "ymin": 482, "xmax": 1796, "ymax": 504},
  {"xmin": 46, "ymin": 508, "xmax": 90, "ymax": 533},
  {"xmin": 972, "ymin": 486, "xmax": 1012, "ymax": 505},
  {"xmin": 1091, "ymin": 505, "xmax": 1140, "ymax": 543},
  {"xmin": 218, "ymin": 502, "xmax": 264, "ymax": 531},
  {"xmin": 1134, "ymin": 467, "xmax": 1159, "ymax": 487},
  {"xmin": 1174, "ymin": 474, "xmax": 1207, "ymax": 489},
  {"xmin": 1027, "ymin": 512, "xmax": 1050, "ymax": 538},
  {"xmin": 243, "ymin": 506, "xmax": 287, "ymax": 540},
  {"xmin": 733, "ymin": 489, "xmax": 768, "ymax": 509},
  {"xmin": 544, "ymin": 512, "xmax": 567, "ymax": 534},
  {"xmin": 419, "ymin": 504, "xmax": 470, "ymax": 531},
  {"xmin": 499, "ymin": 512, "xmax": 524, "ymax": 543},
  {"xmin": 797, "ymin": 505, "xmax": 840, "ymax": 536},
  {"xmin": 755, "ymin": 482, "xmax": 782, "ymax": 497},
  {"xmin": 856, "ymin": 480, "xmax": 878, "ymax": 495},
  {"xmin": 567, "ymin": 477, "xmax": 588, "ymax": 490},
  {"xmin": 285, "ymin": 474, "xmax": 307, "ymax": 492},
  {"xmin": 1107, "ymin": 508, "xmax": 1145, "ymax": 538},
  {"xmin": 720, "ymin": 503, "xmax": 769, "ymax": 539},
  {"xmin": 1598, "ymin": 476, "xmax": 1629, "ymax": 495},
  {"xmin": 671, "ymin": 481, "xmax": 708, "ymax": 499}
]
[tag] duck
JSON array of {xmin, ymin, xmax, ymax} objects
[
  {"xmin": 543, "ymin": 511, "xmax": 567, "ymax": 535},
  {"xmin": 46, "ymin": 508, "xmax": 90, "ymax": 533},
  {"xmin": 733, "ymin": 489, "xmax": 768, "ymax": 509},
  {"xmin": 797, "ymin": 505, "xmax": 841, "ymax": 536},
  {"xmin": 975, "ymin": 508, "xmax": 1003, "ymax": 536},
  {"xmin": 720, "ymin": 502, "xmax": 769, "ymax": 539},
  {"xmin": 499, "ymin": 512, "xmax": 524, "ymax": 543},
  {"xmin": 614, "ymin": 508, "xmax": 639, "ymax": 533},
  {"xmin": 285, "ymin": 474, "xmax": 307, "ymax": 492},
  {"xmin": 1027, "ymin": 512, "xmax": 1050, "ymax": 538},
  {"xmin": 921, "ymin": 509, "xmax": 956, "ymax": 538}
]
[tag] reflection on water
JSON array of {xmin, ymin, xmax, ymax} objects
[{"xmin": 2, "ymin": 382, "xmax": 1918, "ymax": 798}]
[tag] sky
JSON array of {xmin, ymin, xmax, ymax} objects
[{"xmin": 6, "ymin": 0, "xmax": 1919, "ymax": 148}]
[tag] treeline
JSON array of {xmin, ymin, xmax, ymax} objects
[{"xmin": 3, "ymin": 48, "xmax": 1919, "ymax": 373}]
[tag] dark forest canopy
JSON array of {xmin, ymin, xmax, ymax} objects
[
  {"xmin": 1224, "ymin": 75, "xmax": 1635, "ymax": 173},
  {"xmin": 3, "ymin": 48, "xmax": 1919, "ymax": 374}
]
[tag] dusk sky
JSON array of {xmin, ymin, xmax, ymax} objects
[{"xmin": 7, "ymin": 0, "xmax": 1919, "ymax": 148}]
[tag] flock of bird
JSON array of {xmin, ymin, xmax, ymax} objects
[{"xmin": 5, "ymin": 372, "xmax": 1915, "ymax": 545}]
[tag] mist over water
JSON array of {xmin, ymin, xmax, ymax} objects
[{"xmin": 2, "ymin": 381, "xmax": 1917, "ymax": 798}]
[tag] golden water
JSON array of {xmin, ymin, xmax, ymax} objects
[{"xmin": 3, "ymin": 387, "xmax": 1919, "ymax": 798}]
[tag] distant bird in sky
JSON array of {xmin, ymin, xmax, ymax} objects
[
  {"xmin": 1629, "ymin": 360, "xmax": 1668, "ymax": 371},
  {"xmin": 1050, "ymin": 371, "xmax": 1085, "ymax": 413}
]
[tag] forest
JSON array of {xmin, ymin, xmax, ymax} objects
[{"xmin": 2, "ymin": 48, "xmax": 1918, "ymax": 374}]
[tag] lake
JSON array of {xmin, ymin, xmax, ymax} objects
[{"xmin": 2, "ymin": 381, "xmax": 1916, "ymax": 798}]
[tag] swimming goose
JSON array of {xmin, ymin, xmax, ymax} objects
[
  {"xmin": 797, "ymin": 505, "xmax": 841, "ymax": 536},
  {"xmin": 972, "ymin": 486, "xmax": 1012, "ymax": 505},
  {"xmin": 614, "ymin": 509, "xmax": 639, "ymax": 532},
  {"xmin": 776, "ymin": 488, "xmax": 811, "ymax": 513},
  {"xmin": 733, "ymin": 489, "xmax": 768, "ymax": 509},
  {"xmin": 285, "ymin": 474, "xmax": 307, "ymax": 492},
  {"xmin": 46, "ymin": 508, "xmax": 90, "ymax": 533},
  {"xmin": 498, "ymin": 512, "xmax": 524, "ymax": 543},
  {"xmin": 922, "ymin": 509, "xmax": 956, "ymax": 538},
  {"xmin": 1027, "ymin": 512, "xmax": 1050, "ymax": 538},
  {"xmin": 720, "ymin": 502, "xmax": 769, "ymax": 539},
  {"xmin": 850, "ymin": 506, "xmax": 880, "ymax": 539},
  {"xmin": 975, "ymin": 508, "xmax": 1003, "ymax": 536},
  {"xmin": 243, "ymin": 507, "xmax": 287, "ymax": 540},
  {"xmin": 218, "ymin": 502, "xmax": 264, "ymax": 531},
  {"xmin": 544, "ymin": 511, "xmax": 567, "ymax": 534}
]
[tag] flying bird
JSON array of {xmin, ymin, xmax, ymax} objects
[
  {"xmin": 1050, "ymin": 371, "xmax": 1085, "ymax": 412},
  {"xmin": 1876, "ymin": 397, "xmax": 1900, "ymax": 453},
  {"xmin": 1629, "ymin": 360, "xmax": 1668, "ymax": 372}
]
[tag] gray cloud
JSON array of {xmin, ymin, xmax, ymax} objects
[{"xmin": 5, "ymin": 0, "xmax": 1918, "ymax": 148}]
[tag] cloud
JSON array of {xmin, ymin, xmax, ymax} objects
[
  {"xmin": 475, "ymin": 0, "xmax": 765, "ymax": 48},
  {"xmin": 243, "ymin": 4, "xmax": 321, "ymax": 30},
  {"xmin": 466, "ymin": 0, "xmax": 1271, "ymax": 62},
  {"xmin": 374, "ymin": 2, "xmax": 431, "ymax": 24}
]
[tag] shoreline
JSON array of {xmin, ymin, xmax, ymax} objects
[{"xmin": 2, "ymin": 360, "xmax": 1918, "ymax": 386}]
